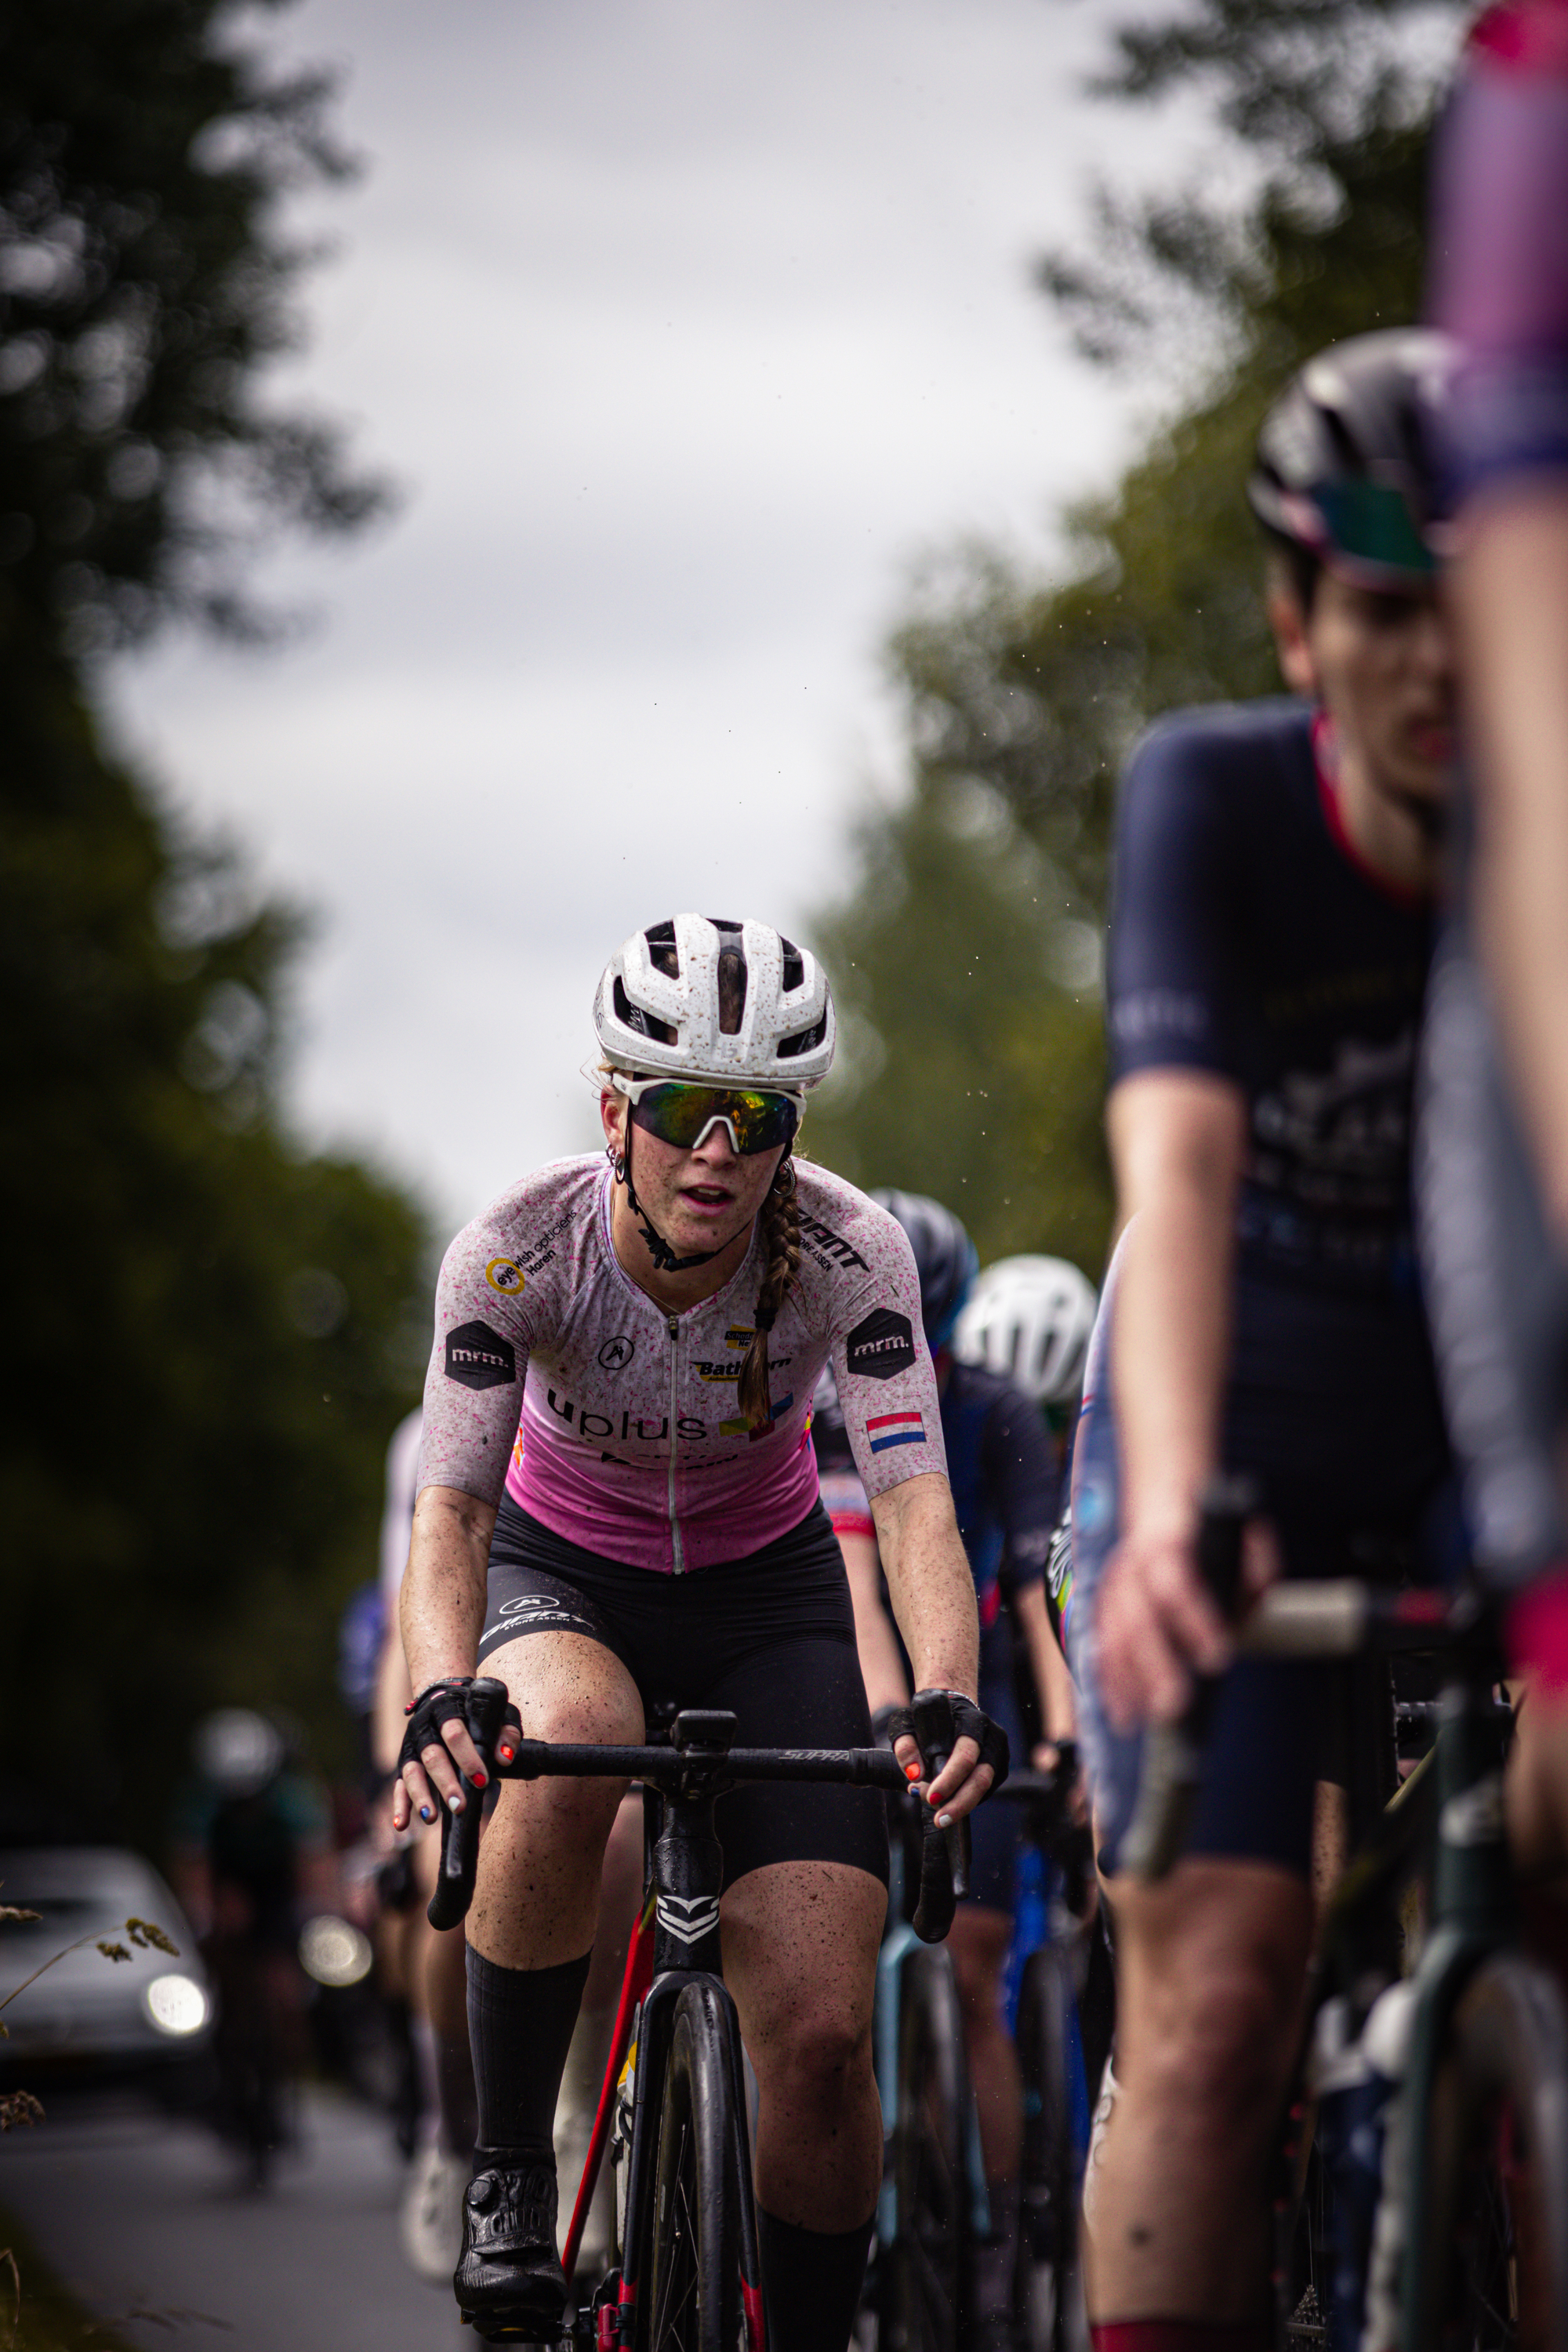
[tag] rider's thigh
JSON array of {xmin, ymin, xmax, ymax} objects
[
  {"xmin": 721, "ymin": 1858, "xmax": 885, "ymax": 2079},
  {"xmin": 471, "ymin": 1630, "xmax": 644, "ymax": 1956},
  {"xmin": 1104, "ymin": 1854, "xmax": 1312, "ymax": 2127}
]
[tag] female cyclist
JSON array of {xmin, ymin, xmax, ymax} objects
[{"xmin": 392, "ymin": 914, "xmax": 1004, "ymax": 2352}]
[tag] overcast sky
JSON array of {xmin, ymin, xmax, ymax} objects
[{"xmin": 105, "ymin": 0, "xmax": 1196, "ymax": 1237}]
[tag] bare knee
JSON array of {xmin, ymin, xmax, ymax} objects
[
  {"xmin": 1112, "ymin": 1860, "xmax": 1311, "ymax": 2146},
  {"xmin": 757, "ymin": 1999, "xmax": 872, "ymax": 2110}
]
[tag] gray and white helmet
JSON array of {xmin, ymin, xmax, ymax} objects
[
  {"xmin": 954, "ymin": 1254, "xmax": 1098, "ymax": 1407},
  {"xmin": 593, "ymin": 915, "xmax": 835, "ymax": 1091}
]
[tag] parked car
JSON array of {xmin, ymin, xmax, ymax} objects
[{"xmin": 0, "ymin": 1846, "xmax": 212, "ymax": 2082}]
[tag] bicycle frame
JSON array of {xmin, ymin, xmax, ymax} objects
[{"xmin": 465, "ymin": 1703, "xmax": 922, "ymax": 2352}]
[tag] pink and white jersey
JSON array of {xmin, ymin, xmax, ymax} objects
[{"xmin": 416, "ymin": 1156, "xmax": 946, "ymax": 1573}]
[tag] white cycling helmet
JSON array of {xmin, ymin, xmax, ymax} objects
[
  {"xmin": 593, "ymin": 915, "xmax": 835, "ymax": 1091},
  {"xmin": 954, "ymin": 1254, "xmax": 1098, "ymax": 1406},
  {"xmin": 194, "ymin": 1708, "xmax": 285, "ymax": 1798}
]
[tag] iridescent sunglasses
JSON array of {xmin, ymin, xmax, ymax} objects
[{"xmin": 610, "ymin": 1073, "xmax": 802, "ymax": 1156}]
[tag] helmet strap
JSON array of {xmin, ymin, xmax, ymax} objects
[{"xmin": 610, "ymin": 1120, "xmax": 724, "ymax": 1274}]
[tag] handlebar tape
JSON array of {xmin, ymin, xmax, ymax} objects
[
  {"xmin": 909, "ymin": 1688, "xmax": 970, "ymax": 1944},
  {"xmin": 427, "ymin": 1677, "xmax": 511, "ymax": 1930},
  {"xmin": 1118, "ymin": 1476, "xmax": 1258, "ymax": 1884}
]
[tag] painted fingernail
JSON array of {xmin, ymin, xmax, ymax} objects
[
  {"xmin": 447, "ymin": 1794, "xmax": 463, "ymax": 1813},
  {"xmin": 936, "ymin": 1813, "xmax": 953, "ymax": 1828},
  {"xmin": 904, "ymin": 1762, "xmax": 921, "ymax": 1781},
  {"xmin": 498, "ymin": 1747, "xmax": 515, "ymax": 1763},
  {"xmin": 419, "ymin": 1806, "xmax": 434, "ymax": 1824},
  {"xmin": 470, "ymin": 1771, "xmax": 488, "ymax": 1788}
]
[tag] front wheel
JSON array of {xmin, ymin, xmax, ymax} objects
[
  {"xmin": 1015, "ymin": 1944, "xmax": 1088, "ymax": 2352},
  {"xmin": 1412, "ymin": 1954, "xmax": 1568, "ymax": 2352},
  {"xmin": 884, "ymin": 1946, "xmax": 974, "ymax": 2352},
  {"xmin": 638, "ymin": 1984, "xmax": 745, "ymax": 2352}
]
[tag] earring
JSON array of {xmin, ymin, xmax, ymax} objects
[{"xmin": 607, "ymin": 1141, "xmax": 626, "ymax": 1181}]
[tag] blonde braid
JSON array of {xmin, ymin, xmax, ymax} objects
[{"xmin": 737, "ymin": 1158, "xmax": 801, "ymax": 1428}]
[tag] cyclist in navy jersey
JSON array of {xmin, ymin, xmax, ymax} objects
[
  {"xmin": 391, "ymin": 917, "xmax": 1004, "ymax": 2352},
  {"xmin": 812, "ymin": 1196, "xmax": 1072, "ymax": 2340},
  {"xmin": 1418, "ymin": 0, "xmax": 1568, "ymax": 1873},
  {"xmin": 1067, "ymin": 336, "xmax": 1460, "ymax": 2352}
]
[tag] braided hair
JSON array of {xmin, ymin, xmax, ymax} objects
[{"xmin": 736, "ymin": 1152, "xmax": 801, "ymax": 1428}]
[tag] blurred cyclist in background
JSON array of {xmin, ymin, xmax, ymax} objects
[
  {"xmin": 368, "ymin": 1410, "xmax": 478, "ymax": 2274},
  {"xmin": 814, "ymin": 1196, "xmax": 1081, "ymax": 2347},
  {"xmin": 172, "ymin": 1708, "xmax": 336, "ymax": 2182},
  {"xmin": 955, "ymin": 1253, "xmax": 1098, "ymax": 1733}
]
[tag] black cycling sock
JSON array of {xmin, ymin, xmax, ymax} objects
[
  {"xmin": 467, "ymin": 1945, "xmax": 591, "ymax": 2172},
  {"xmin": 756, "ymin": 2207, "xmax": 874, "ymax": 2352},
  {"xmin": 437, "ymin": 2020, "xmax": 479, "ymax": 2158}
]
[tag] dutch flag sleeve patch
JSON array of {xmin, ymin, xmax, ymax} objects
[{"xmin": 866, "ymin": 1410, "xmax": 926, "ymax": 1454}]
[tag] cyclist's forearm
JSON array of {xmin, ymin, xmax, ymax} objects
[
  {"xmin": 400, "ymin": 1483, "xmax": 496, "ymax": 1692},
  {"xmin": 839, "ymin": 1529, "xmax": 909, "ymax": 1712},
  {"xmin": 872, "ymin": 1472, "xmax": 979, "ymax": 1697},
  {"xmin": 1015, "ymin": 1578, "xmax": 1076, "ymax": 1744},
  {"xmin": 1107, "ymin": 1073, "xmax": 1245, "ymax": 1534},
  {"xmin": 1460, "ymin": 494, "xmax": 1568, "ymax": 1243}
]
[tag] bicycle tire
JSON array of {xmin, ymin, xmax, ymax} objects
[
  {"xmin": 638, "ymin": 1982, "xmax": 744, "ymax": 2352},
  {"xmin": 1411, "ymin": 1954, "xmax": 1568, "ymax": 2352},
  {"xmin": 885, "ymin": 1945, "xmax": 973, "ymax": 2352},
  {"xmin": 1015, "ymin": 1944, "xmax": 1085, "ymax": 2352}
]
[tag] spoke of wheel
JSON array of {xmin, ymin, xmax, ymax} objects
[{"xmin": 653, "ymin": 2119, "xmax": 697, "ymax": 2352}]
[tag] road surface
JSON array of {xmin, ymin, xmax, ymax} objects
[{"xmin": 0, "ymin": 2083, "xmax": 470, "ymax": 2350}]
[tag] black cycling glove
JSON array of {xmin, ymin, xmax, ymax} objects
[
  {"xmin": 879, "ymin": 1688, "xmax": 1010, "ymax": 1793},
  {"xmin": 399, "ymin": 1675, "xmax": 522, "ymax": 1784}
]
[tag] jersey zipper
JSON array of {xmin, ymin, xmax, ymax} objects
[{"xmin": 666, "ymin": 1315, "xmax": 686, "ymax": 1575}]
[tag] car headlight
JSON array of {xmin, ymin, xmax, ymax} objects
[
  {"xmin": 145, "ymin": 1974, "xmax": 209, "ymax": 2036},
  {"xmin": 298, "ymin": 1914, "xmax": 373, "ymax": 1989}
]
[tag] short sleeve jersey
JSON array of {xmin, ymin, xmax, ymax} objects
[
  {"xmin": 416, "ymin": 1156, "xmax": 946, "ymax": 1574},
  {"xmin": 1106, "ymin": 698, "xmax": 1450, "ymax": 1511},
  {"xmin": 1108, "ymin": 699, "xmax": 1434, "ymax": 1291},
  {"xmin": 813, "ymin": 1356, "xmax": 1061, "ymax": 1625}
]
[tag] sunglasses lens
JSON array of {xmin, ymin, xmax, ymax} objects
[{"xmin": 630, "ymin": 1083, "xmax": 797, "ymax": 1154}]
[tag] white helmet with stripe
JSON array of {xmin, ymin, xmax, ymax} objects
[{"xmin": 593, "ymin": 914, "xmax": 835, "ymax": 1090}]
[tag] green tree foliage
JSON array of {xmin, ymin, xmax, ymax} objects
[
  {"xmin": 0, "ymin": 5, "xmax": 420, "ymax": 1834},
  {"xmin": 803, "ymin": 779, "xmax": 1111, "ymax": 1270},
  {"xmin": 0, "ymin": 0, "xmax": 390, "ymax": 649},
  {"xmin": 807, "ymin": 0, "xmax": 1461, "ymax": 1273},
  {"xmin": 2, "ymin": 644, "xmax": 430, "ymax": 1830}
]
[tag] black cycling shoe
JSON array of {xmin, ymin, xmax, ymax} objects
[{"xmin": 454, "ymin": 2161, "xmax": 567, "ymax": 2343}]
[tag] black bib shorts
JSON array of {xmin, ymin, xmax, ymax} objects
[{"xmin": 477, "ymin": 1494, "xmax": 887, "ymax": 1893}]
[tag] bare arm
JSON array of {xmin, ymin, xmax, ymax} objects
[
  {"xmin": 390, "ymin": 1483, "xmax": 498, "ymax": 1831},
  {"xmin": 1014, "ymin": 1578, "xmax": 1076, "ymax": 1750},
  {"xmin": 1460, "ymin": 492, "xmax": 1568, "ymax": 1243},
  {"xmin": 1097, "ymin": 1067, "xmax": 1250, "ymax": 1726},
  {"xmin": 840, "ymin": 1529, "xmax": 910, "ymax": 1715},
  {"xmin": 871, "ymin": 1470, "xmax": 988, "ymax": 1820}
]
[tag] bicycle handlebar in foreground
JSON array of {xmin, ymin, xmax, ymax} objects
[
  {"xmin": 1120, "ymin": 1479, "xmax": 1493, "ymax": 1884},
  {"xmin": 426, "ymin": 1688, "xmax": 974, "ymax": 1941}
]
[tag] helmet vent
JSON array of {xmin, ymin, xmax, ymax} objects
[
  {"xmin": 778, "ymin": 1013, "xmax": 827, "ymax": 1058},
  {"xmin": 717, "ymin": 946, "xmax": 747, "ymax": 1036},
  {"xmin": 613, "ymin": 975, "xmax": 675, "ymax": 1045}
]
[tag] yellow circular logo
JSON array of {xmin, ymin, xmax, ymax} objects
[{"xmin": 485, "ymin": 1257, "xmax": 526, "ymax": 1298}]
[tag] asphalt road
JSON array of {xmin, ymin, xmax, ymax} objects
[{"xmin": 0, "ymin": 2083, "xmax": 470, "ymax": 2350}]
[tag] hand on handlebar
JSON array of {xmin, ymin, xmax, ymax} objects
[
  {"xmin": 1098, "ymin": 1511, "xmax": 1280, "ymax": 1730},
  {"xmin": 879, "ymin": 1689, "xmax": 1010, "ymax": 1824},
  {"xmin": 391, "ymin": 1675, "xmax": 522, "ymax": 1833}
]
